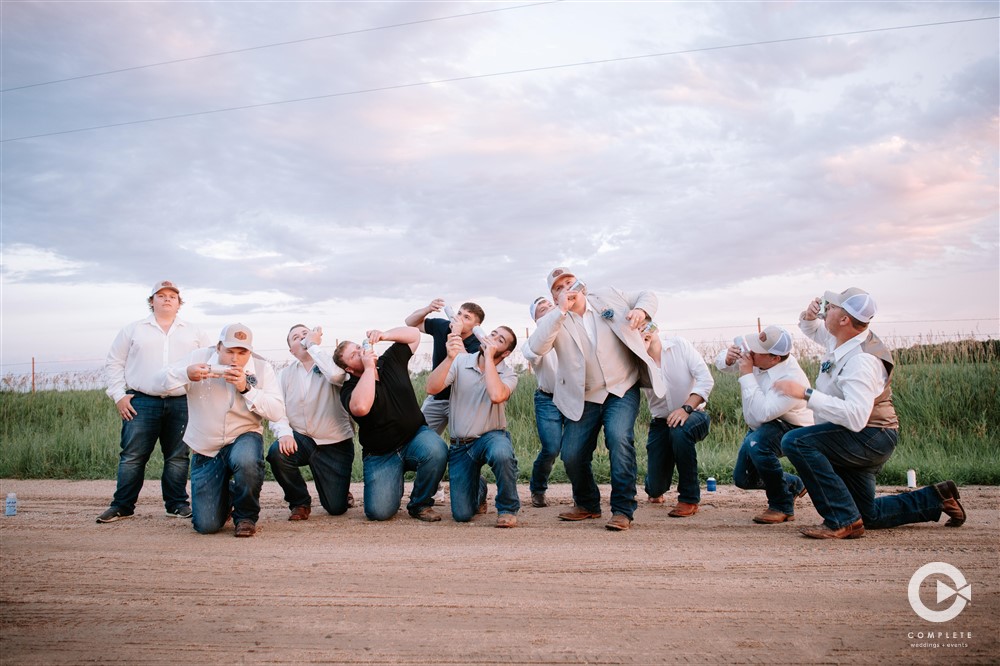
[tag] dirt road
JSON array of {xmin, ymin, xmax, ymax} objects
[{"xmin": 1, "ymin": 480, "xmax": 996, "ymax": 664}]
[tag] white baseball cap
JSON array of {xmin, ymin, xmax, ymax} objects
[
  {"xmin": 824, "ymin": 287, "xmax": 877, "ymax": 323},
  {"xmin": 737, "ymin": 325, "xmax": 794, "ymax": 357}
]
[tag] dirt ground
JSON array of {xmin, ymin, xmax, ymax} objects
[{"xmin": 0, "ymin": 479, "xmax": 997, "ymax": 665}]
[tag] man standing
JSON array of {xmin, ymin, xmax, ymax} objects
[
  {"xmin": 775, "ymin": 288, "xmax": 966, "ymax": 539},
  {"xmin": 426, "ymin": 326, "xmax": 521, "ymax": 527},
  {"xmin": 156, "ymin": 323, "xmax": 284, "ymax": 537},
  {"xmin": 529, "ymin": 267, "xmax": 665, "ymax": 531},
  {"xmin": 715, "ymin": 325, "xmax": 813, "ymax": 524},
  {"xmin": 523, "ymin": 297, "xmax": 562, "ymax": 508},
  {"xmin": 334, "ymin": 327, "xmax": 448, "ymax": 522},
  {"xmin": 266, "ymin": 324, "xmax": 356, "ymax": 521},
  {"xmin": 404, "ymin": 298, "xmax": 485, "ymax": 434},
  {"xmin": 98, "ymin": 280, "xmax": 212, "ymax": 524},
  {"xmin": 641, "ymin": 321, "xmax": 714, "ymax": 518}
]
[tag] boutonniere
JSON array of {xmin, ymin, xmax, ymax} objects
[
  {"xmin": 246, "ymin": 373, "xmax": 258, "ymax": 387},
  {"xmin": 601, "ymin": 309, "xmax": 614, "ymax": 320},
  {"xmin": 820, "ymin": 360, "xmax": 834, "ymax": 374},
  {"xmin": 312, "ymin": 365, "xmax": 322, "ymax": 376}
]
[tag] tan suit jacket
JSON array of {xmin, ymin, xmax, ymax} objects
[{"xmin": 528, "ymin": 286, "xmax": 665, "ymax": 421}]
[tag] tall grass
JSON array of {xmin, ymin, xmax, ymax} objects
[{"xmin": 1, "ymin": 341, "xmax": 998, "ymax": 485}]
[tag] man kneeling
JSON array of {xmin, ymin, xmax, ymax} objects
[
  {"xmin": 156, "ymin": 324, "xmax": 284, "ymax": 537},
  {"xmin": 426, "ymin": 326, "xmax": 521, "ymax": 528}
]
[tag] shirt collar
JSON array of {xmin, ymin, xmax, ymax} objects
[{"xmin": 833, "ymin": 329, "xmax": 869, "ymax": 362}]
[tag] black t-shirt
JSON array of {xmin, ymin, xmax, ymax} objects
[
  {"xmin": 341, "ymin": 342, "xmax": 427, "ymax": 457},
  {"xmin": 425, "ymin": 317, "xmax": 481, "ymax": 401}
]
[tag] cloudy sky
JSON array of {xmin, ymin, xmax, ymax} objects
[{"xmin": 2, "ymin": 1, "xmax": 997, "ymax": 373}]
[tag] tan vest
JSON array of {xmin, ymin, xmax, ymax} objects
[{"xmin": 839, "ymin": 331, "xmax": 899, "ymax": 429}]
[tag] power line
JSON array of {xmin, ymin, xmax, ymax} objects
[
  {"xmin": 0, "ymin": 1, "xmax": 563, "ymax": 93},
  {"xmin": 2, "ymin": 15, "xmax": 994, "ymax": 144}
]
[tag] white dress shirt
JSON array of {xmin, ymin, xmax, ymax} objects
[
  {"xmin": 800, "ymin": 319, "xmax": 888, "ymax": 432},
  {"xmin": 270, "ymin": 347, "xmax": 355, "ymax": 444},
  {"xmin": 105, "ymin": 315, "xmax": 213, "ymax": 403},
  {"xmin": 522, "ymin": 344, "xmax": 558, "ymax": 394},
  {"xmin": 155, "ymin": 348, "xmax": 285, "ymax": 456},
  {"xmin": 644, "ymin": 336, "xmax": 714, "ymax": 418},
  {"xmin": 714, "ymin": 351, "xmax": 814, "ymax": 429}
]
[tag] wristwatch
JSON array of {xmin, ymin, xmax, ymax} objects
[
  {"xmin": 239, "ymin": 384, "xmax": 252, "ymax": 395},
  {"xmin": 804, "ymin": 388, "xmax": 814, "ymax": 401},
  {"xmin": 682, "ymin": 405, "xmax": 694, "ymax": 415}
]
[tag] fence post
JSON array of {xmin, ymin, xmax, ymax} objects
[{"xmin": 31, "ymin": 357, "xmax": 36, "ymax": 394}]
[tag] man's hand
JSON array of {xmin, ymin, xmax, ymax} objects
[
  {"xmin": 224, "ymin": 366, "xmax": 248, "ymax": 392},
  {"xmin": 724, "ymin": 345, "xmax": 742, "ymax": 367},
  {"xmin": 115, "ymin": 394, "xmax": 137, "ymax": 421},
  {"xmin": 802, "ymin": 297, "xmax": 822, "ymax": 321},
  {"xmin": 479, "ymin": 335, "xmax": 499, "ymax": 364},
  {"xmin": 304, "ymin": 326, "xmax": 322, "ymax": 349},
  {"xmin": 278, "ymin": 435, "xmax": 298, "ymax": 456},
  {"xmin": 773, "ymin": 379, "xmax": 807, "ymax": 400},
  {"xmin": 445, "ymin": 333, "xmax": 464, "ymax": 359},
  {"xmin": 625, "ymin": 308, "xmax": 648, "ymax": 330},
  {"xmin": 558, "ymin": 289, "xmax": 579, "ymax": 313},
  {"xmin": 187, "ymin": 363, "xmax": 212, "ymax": 381},
  {"xmin": 666, "ymin": 407, "xmax": 689, "ymax": 428},
  {"xmin": 736, "ymin": 352, "xmax": 754, "ymax": 376},
  {"xmin": 427, "ymin": 298, "xmax": 445, "ymax": 313}
]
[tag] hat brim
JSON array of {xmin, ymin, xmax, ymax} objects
[{"xmin": 739, "ymin": 333, "xmax": 769, "ymax": 354}]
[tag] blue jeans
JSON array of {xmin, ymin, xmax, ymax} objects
[
  {"xmin": 529, "ymin": 390, "xmax": 563, "ymax": 494},
  {"xmin": 362, "ymin": 426, "xmax": 448, "ymax": 521},
  {"xmin": 644, "ymin": 410, "xmax": 711, "ymax": 505},
  {"xmin": 111, "ymin": 392, "xmax": 190, "ymax": 513},
  {"xmin": 266, "ymin": 434, "xmax": 355, "ymax": 515},
  {"xmin": 732, "ymin": 420, "xmax": 804, "ymax": 515},
  {"xmin": 560, "ymin": 385, "xmax": 640, "ymax": 519},
  {"xmin": 449, "ymin": 430, "xmax": 521, "ymax": 522},
  {"xmin": 783, "ymin": 423, "xmax": 943, "ymax": 529},
  {"xmin": 190, "ymin": 432, "xmax": 265, "ymax": 534}
]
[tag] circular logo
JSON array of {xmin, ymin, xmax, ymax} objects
[{"xmin": 908, "ymin": 562, "xmax": 972, "ymax": 623}]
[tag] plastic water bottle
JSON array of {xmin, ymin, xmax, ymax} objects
[
  {"xmin": 706, "ymin": 477, "xmax": 717, "ymax": 492},
  {"xmin": 906, "ymin": 469, "xmax": 917, "ymax": 489},
  {"xmin": 5, "ymin": 493, "xmax": 16, "ymax": 516}
]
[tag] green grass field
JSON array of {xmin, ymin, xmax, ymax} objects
[{"xmin": 1, "ymin": 341, "xmax": 998, "ymax": 486}]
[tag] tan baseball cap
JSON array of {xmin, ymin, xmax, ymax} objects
[
  {"xmin": 150, "ymin": 280, "xmax": 180, "ymax": 297},
  {"xmin": 737, "ymin": 325, "xmax": 793, "ymax": 356},
  {"xmin": 218, "ymin": 323, "xmax": 254, "ymax": 351},
  {"xmin": 546, "ymin": 267, "xmax": 576, "ymax": 291}
]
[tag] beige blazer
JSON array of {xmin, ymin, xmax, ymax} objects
[{"xmin": 528, "ymin": 286, "xmax": 666, "ymax": 421}]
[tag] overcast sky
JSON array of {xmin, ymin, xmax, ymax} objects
[{"xmin": 2, "ymin": 1, "xmax": 997, "ymax": 373}]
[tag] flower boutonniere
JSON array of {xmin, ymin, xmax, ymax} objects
[
  {"xmin": 820, "ymin": 360, "xmax": 834, "ymax": 375},
  {"xmin": 245, "ymin": 373, "xmax": 258, "ymax": 387},
  {"xmin": 601, "ymin": 309, "xmax": 614, "ymax": 320}
]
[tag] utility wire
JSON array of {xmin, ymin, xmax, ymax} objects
[
  {"xmin": 2, "ymin": 15, "xmax": 996, "ymax": 143},
  {"xmin": 0, "ymin": 1, "xmax": 563, "ymax": 93}
]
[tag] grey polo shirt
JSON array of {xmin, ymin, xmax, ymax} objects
[{"xmin": 444, "ymin": 353, "xmax": 518, "ymax": 440}]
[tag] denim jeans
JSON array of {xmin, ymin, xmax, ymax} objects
[
  {"xmin": 190, "ymin": 432, "xmax": 265, "ymax": 534},
  {"xmin": 266, "ymin": 434, "xmax": 355, "ymax": 515},
  {"xmin": 362, "ymin": 426, "xmax": 448, "ymax": 521},
  {"xmin": 732, "ymin": 420, "xmax": 804, "ymax": 515},
  {"xmin": 644, "ymin": 410, "xmax": 710, "ymax": 505},
  {"xmin": 560, "ymin": 385, "xmax": 640, "ymax": 519},
  {"xmin": 449, "ymin": 430, "xmax": 520, "ymax": 522},
  {"xmin": 529, "ymin": 390, "xmax": 564, "ymax": 494},
  {"xmin": 782, "ymin": 423, "xmax": 943, "ymax": 529},
  {"xmin": 111, "ymin": 392, "xmax": 190, "ymax": 513}
]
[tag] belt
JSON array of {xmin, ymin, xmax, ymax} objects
[
  {"xmin": 126, "ymin": 390, "xmax": 175, "ymax": 399},
  {"xmin": 450, "ymin": 436, "xmax": 479, "ymax": 445},
  {"xmin": 537, "ymin": 389, "xmax": 553, "ymax": 398}
]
